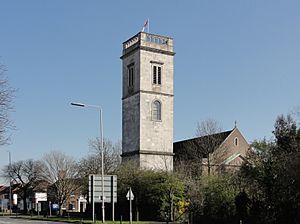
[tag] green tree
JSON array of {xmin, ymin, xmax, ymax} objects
[
  {"xmin": 239, "ymin": 114, "xmax": 300, "ymax": 224},
  {"xmin": 273, "ymin": 114, "xmax": 300, "ymax": 153},
  {"xmin": 271, "ymin": 114, "xmax": 300, "ymax": 223},
  {"xmin": 151, "ymin": 173, "xmax": 186, "ymax": 221},
  {"xmin": 116, "ymin": 163, "xmax": 185, "ymax": 221},
  {"xmin": 201, "ymin": 174, "xmax": 238, "ymax": 223}
]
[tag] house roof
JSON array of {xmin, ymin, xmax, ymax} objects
[
  {"xmin": 173, "ymin": 129, "xmax": 234, "ymax": 159},
  {"xmin": 0, "ymin": 185, "xmax": 9, "ymax": 194},
  {"xmin": 0, "ymin": 184, "xmax": 21, "ymax": 194},
  {"xmin": 174, "ymin": 129, "xmax": 233, "ymax": 145}
]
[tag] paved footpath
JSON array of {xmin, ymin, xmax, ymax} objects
[{"xmin": 0, "ymin": 217, "xmax": 69, "ymax": 224}]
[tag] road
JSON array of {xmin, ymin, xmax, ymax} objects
[{"xmin": 0, "ymin": 217, "xmax": 70, "ymax": 224}]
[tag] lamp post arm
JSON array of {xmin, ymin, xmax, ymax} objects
[
  {"xmin": 70, "ymin": 102, "xmax": 85, "ymax": 107},
  {"xmin": 71, "ymin": 102, "xmax": 102, "ymax": 110}
]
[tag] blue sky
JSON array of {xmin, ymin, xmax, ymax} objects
[{"xmin": 0, "ymin": 0, "xmax": 300, "ymax": 180}]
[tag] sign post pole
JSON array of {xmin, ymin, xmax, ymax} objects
[
  {"xmin": 112, "ymin": 176, "xmax": 114, "ymax": 222},
  {"xmin": 89, "ymin": 175, "xmax": 117, "ymax": 222},
  {"xmin": 130, "ymin": 189, "xmax": 132, "ymax": 224},
  {"xmin": 49, "ymin": 201, "xmax": 51, "ymax": 217},
  {"xmin": 126, "ymin": 187, "xmax": 134, "ymax": 224},
  {"xmin": 92, "ymin": 175, "xmax": 95, "ymax": 222}
]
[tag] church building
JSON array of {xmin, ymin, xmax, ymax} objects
[
  {"xmin": 173, "ymin": 127, "xmax": 250, "ymax": 175},
  {"xmin": 121, "ymin": 31, "xmax": 249, "ymax": 172}
]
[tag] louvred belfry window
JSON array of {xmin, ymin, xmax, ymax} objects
[{"xmin": 153, "ymin": 65, "xmax": 162, "ymax": 85}]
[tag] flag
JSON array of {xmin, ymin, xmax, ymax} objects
[{"xmin": 142, "ymin": 19, "xmax": 149, "ymax": 32}]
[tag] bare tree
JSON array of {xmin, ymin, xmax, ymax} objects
[
  {"xmin": 194, "ymin": 119, "xmax": 223, "ymax": 175},
  {"xmin": 158, "ymin": 154, "xmax": 173, "ymax": 171},
  {"xmin": 40, "ymin": 151, "xmax": 80, "ymax": 215},
  {"xmin": 0, "ymin": 64, "xmax": 15, "ymax": 145},
  {"xmin": 1, "ymin": 159, "xmax": 43, "ymax": 213},
  {"xmin": 175, "ymin": 119, "xmax": 224, "ymax": 176},
  {"xmin": 78, "ymin": 138, "xmax": 121, "ymax": 177}
]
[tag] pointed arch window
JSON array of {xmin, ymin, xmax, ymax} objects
[
  {"xmin": 234, "ymin": 137, "xmax": 239, "ymax": 146},
  {"xmin": 152, "ymin": 100, "xmax": 161, "ymax": 121}
]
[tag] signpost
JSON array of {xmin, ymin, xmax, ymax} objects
[
  {"xmin": 49, "ymin": 201, "xmax": 52, "ymax": 217},
  {"xmin": 89, "ymin": 175, "xmax": 117, "ymax": 222},
  {"xmin": 35, "ymin": 193, "xmax": 47, "ymax": 216},
  {"xmin": 126, "ymin": 187, "xmax": 134, "ymax": 224}
]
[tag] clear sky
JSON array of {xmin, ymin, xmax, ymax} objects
[{"xmin": 0, "ymin": 0, "xmax": 300, "ymax": 182}]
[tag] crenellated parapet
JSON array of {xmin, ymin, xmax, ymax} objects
[{"xmin": 122, "ymin": 32, "xmax": 174, "ymax": 58}]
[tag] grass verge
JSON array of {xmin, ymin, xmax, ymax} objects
[{"xmin": 12, "ymin": 215, "xmax": 162, "ymax": 224}]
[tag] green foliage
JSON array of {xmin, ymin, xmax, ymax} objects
[
  {"xmin": 201, "ymin": 175, "xmax": 238, "ymax": 222},
  {"xmin": 273, "ymin": 114, "xmax": 300, "ymax": 154},
  {"xmin": 153, "ymin": 173, "xmax": 185, "ymax": 221},
  {"xmin": 239, "ymin": 114, "xmax": 300, "ymax": 224},
  {"xmin": 113, "ymin": 114, "xmax": 300, "ymax": 223},
  {"xmin": 116, "ymin": 162, "xmax": 185, "ymax": 221}
]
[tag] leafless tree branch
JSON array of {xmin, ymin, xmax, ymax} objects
[{"xmin": 0, "ymin": 63, "xmax": 15, "ymax": 145}]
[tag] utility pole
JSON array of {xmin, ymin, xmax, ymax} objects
[
  {"xmin": 71, "ymin": 102, "xmax": 105, "ymax": 223},
  {"xmin": 8, "ymin": 151, "xmax": 12, "ymax": 215}
]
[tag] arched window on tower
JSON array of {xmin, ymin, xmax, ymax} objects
[{"xmin": 152, "ymin": 100, "xmax": 161, "ymax": 121}]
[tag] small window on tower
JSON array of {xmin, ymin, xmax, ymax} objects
[
  {"xmin": 153, "ymin": 66, "xmax": 157, "ymax": 84},
  {"xmin": 158, "ymin": 67, "xmax": 161, "ymax": 84},
  {"xmin": 128, "ymin": 65, "xmax": 134, "ymax": 87},
  {"xmin": 152, "ymin": 100, "xmax": 161, "ymax": 121},
  {"xmin": 152, "ymin": 65, "xmax": 162, "ymax": 85}
]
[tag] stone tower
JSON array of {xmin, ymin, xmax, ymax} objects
[{"xmin": 121, "ymin": 32, "xmax": 175, "ymax": 170}]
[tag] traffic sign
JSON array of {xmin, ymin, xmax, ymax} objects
[
  {"xmin": 126, "ymin": 188, "xmax": 134, "ymax": 200},
  {"xmin": 88, "ymin": 174, "xmax": 117, "ymax": 203}
]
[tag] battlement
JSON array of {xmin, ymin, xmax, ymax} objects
[{"xmin": 122, "ymin": 32, "xmax": 174, "ymax": 57}]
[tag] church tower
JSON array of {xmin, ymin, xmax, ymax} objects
[{"xmin": 121, "ymin": 32, "xmax": 175, "ymax": 170}]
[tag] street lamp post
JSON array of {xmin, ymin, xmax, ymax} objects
[{"xmin": 71, "ymin": 102, "xmax": 105, "ymax": 223}]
